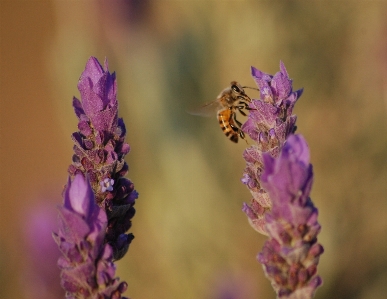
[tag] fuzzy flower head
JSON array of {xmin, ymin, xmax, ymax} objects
[
  {"xmin": 241, "ymin": 62, "xmax": 303, "ymax": 235},
  {"xmin": 257, "ymin": 135, "xmax": 323, "ymax": 298},
  {"xmin": 53, "ymin": 174, "xmax": 128, "ymax": 299},
  {"xmin": 68, "ymin": 57, "xmax": 138, "ymax": 260}
]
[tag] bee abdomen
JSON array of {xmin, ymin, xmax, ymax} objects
[
  {"xmin": 218, "ymin": 110, "xmax": 238, "ymax": 143},
  {"xmin": 230, "ymin": 134, "xmax": 238, "ymax": 143}
]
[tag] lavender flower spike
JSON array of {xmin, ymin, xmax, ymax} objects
[
  {"xmin": 258, "ymin": 135, "xmax": 324, "ymax": 298},
  {"xmin": 69, "ymin": 57, "xmax": 138, "ymax": 260},
  {"xmin": 241, "ymin": 62, "xmax": 303, "ymax": 235},
  {"xmin": 53, "ymin": 174, "xmax": 128, "ymax": 299}
]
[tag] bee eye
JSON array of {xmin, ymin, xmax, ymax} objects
[{"xmin": 231, "ymin": 84, "xmax": 241, "ymax": 93}]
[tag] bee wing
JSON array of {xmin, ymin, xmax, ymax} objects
[{"xmin": 186, "ymin": 100, "xmax": 222, "ymax": 117}]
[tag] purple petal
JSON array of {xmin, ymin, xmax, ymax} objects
[
  {"xmin": 67, "ymin": 174, "xmax": 95, "ymax": 219},
  {"xmin": 57, "ymin": 206, "xmax": 90, "ymax": 242},
  {"xmin": 73, "ymin": 97, "xmax": 85, "ymax": 118}
]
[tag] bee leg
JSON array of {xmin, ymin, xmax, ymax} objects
[
  {"xmin": 232, "ymin": 113, "xmax": 246, "ymax": 140},
  {"xmin": 230, "ymin": 112, "xmax": 241, "ymax": 132},
  {"xmin": 238, "ymin": 128, "xmax": 249, "ymax": 145},
  {"xmin": 236, "ymin": 106, "xmax": 247, "ymax": 116},
  {"xmin": 239, "ymin": 100, "xmax": 254, "ymax": 110},
  {"xmin": 230, "ymin": 123, "xmax": 239, "ymax": 132},
  {"xmin": 240, "ymin": 130, "xmax": 250, "ymax": 145},
  {"xmin": 239, "ymin": 130, "xmax": 245, "ymax": 139},
  {"xmin": 232, "ymin": 111, "xmax": 243, "ymax": 128},
  {"xmin": 236, "ymin": 100, "xmax": 254, "ymax": 114},
  {"xmin": 237, "ymin": 95, "xmax": 252, "ymax": 103},
  {"xmin": 232, "ymin": 112, "xmax": 250, "ymax": 145}
]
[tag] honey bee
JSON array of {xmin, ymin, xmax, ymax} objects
[{"xmin": 188, "ymin": 81, "xmax": 254, "ymax": 143}]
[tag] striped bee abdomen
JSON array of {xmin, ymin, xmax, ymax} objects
[{"xmin": 217, "ymin": 108, "xmax": 239, "ymax": 143}]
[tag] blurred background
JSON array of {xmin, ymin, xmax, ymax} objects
[{"xmin": 1, "ymin": 1, "xmax": 387, "ymax": 299}]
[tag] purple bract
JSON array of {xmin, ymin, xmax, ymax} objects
[
  {"xmin": 241, "ymin": 61, "xmax": 303, "ymax": 235},
  {"xmin": 257, "ymin": 134, "xmax": 323, "ymax": 298},
  {"xmin": 53, "ymin": 174, "xmax": 128, "ymax": 299}
]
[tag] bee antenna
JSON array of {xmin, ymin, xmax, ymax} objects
[{"xmin": 242, "ymin": 86, "xmax": 260, "ymax": 91}]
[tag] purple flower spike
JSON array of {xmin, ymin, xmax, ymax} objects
[
  {"xmin": 53, "ymin": 174, "xmax": 128, "ymax": 299},
  {"xmin": 257, "ymin": 135, "xmax": 324, "ymax": 298},
  {"xmin": 69, "ymin": 57, "xmax": 138, "ymax": 260},
  {"xmin": 241, "ymin": 62, "xmax": 303, "ymax": 235}
]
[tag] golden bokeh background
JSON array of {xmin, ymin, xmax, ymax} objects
[{"xmin": 1, "ymin": 1, "xmax": 387, "ymax": 299}]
